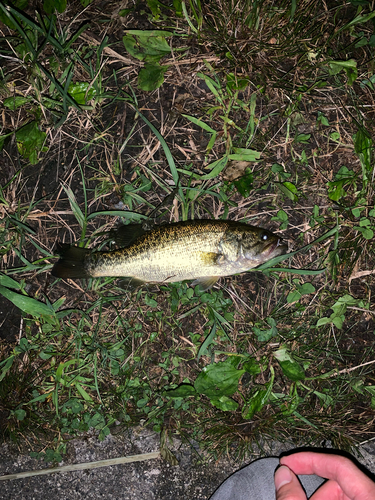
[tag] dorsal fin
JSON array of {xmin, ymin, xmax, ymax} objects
[{"xmin": 110, "ymin": 224, "xmax": 148, "ymax": 248}]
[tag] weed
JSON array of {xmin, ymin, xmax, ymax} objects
[{"xmin": 0, "ymin": 0, "xmax": 375, "ymax": 462}]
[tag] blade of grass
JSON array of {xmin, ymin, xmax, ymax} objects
[
  {"xmin": 198, "ymin": 323, "xmax": 216, "ymax": 361},
  {"xmin": 0, "ymin": 284, "xmax": 54, "ymax": 317},
  {"xmin": 135, "ymin": 109, "xmax": 187, "ymax": 217},
  {"xmin": 256, "ymin": 225, "xmax": 339, "ymax": 273},
  {"xmin": 87, "ymin": 210, "xmax": 148, "ymax": 221},
  {"xmin": 61, "ymin": 183, "xmax": 86, "ymax": 231}
]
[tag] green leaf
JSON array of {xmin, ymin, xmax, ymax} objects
[
  {"xmin": 123, "ymin": 32, "xmax": 171, "ymax": 62},
  {"xmin": 3, "ymin": 96, "xmax": 32, "ymax": 110},
  {"xmin": 354, "ymin": 128, "xmax": 372, "ymax": 184},
  {"xmin": 15, "ymin": 338, "xmax": 32, "ymax": 353},
  {"xmin": 242, "ymin": 367, "xmax": 274, "ymax": 419},
  {"xmin": 313, "ymin": 390, "xmax": 333, "ymax": 408},
  {"xmin": 40, "ymin": 350, "xmax": 55, "ymax": 360},
  {"xmin": 198, "ymin": 323, "xmax": 217, "ymax": 360},
  {"xmin": 328, "ymin": 181, "xmax": 345, "ymax": 202},
  {"xmin": 327, "ymin": 166, "xmax": 357, "ymax": 201},
  {"xmin": 352, "ymin": 207, "xmax": 362, "ymax": 217},
  {"xmin": 87, "ymin": 210, "xmax": 148, "ymax": 221},
  {"xmin": 233, "ymin": 169, "xmax": 253, "ymax": 197},
  {"xmin": 194, "ymin": 358, "xmax": 245, "ymax": 398},
  {"xmin": 360, "ymin": 227, "xmax": 374, "ymax": 239},
  {"xmin": 146, "ymin": 0, "xmax": 162, "ymax": 19},
  {"xmin": 0, "ymin": 355, "xmax": 15, "ymax": 382},
  {"xmin": 253, "ymin": 317, "xmax": 278, "ymax": 342},
  {"xmin": 328, "ymin": 59, "xmax": 358, "ymax": 85},
  {"xmin": 272, "ymin": 163, "xmax": 291, "ymax": 181},
  {"xmin": 242, "ymin": 390, "xmax": 264, "ymax": 419},
  {"xmin": 210, "ymin": 395, "xmax": 238, "ymax": 411},
  {"xmin": 332, "ymin": 294, "xmax": 359, "ymax": 312},
  {"xmin": 299, "ymin": 283, "xmax": 316, "ymax": 294},
  {"xmin": 229, "ymin": 148, "xmax": 261, "ymax": 162},
  {"xmin": 271, "ymin": 209, "xmax": 289, "ymax": 230},
  {"xmin": 0, "ymin": 285, "xmax": 54, "ymax": 318},
  {"xmin": 61, "ymin": 184, "xmax": 86, "ymax": 228},
  {"xmin": 365, "ymin": 386, "xmax": 375, "ymax": 397},
  {"xmin": 332, "ymin": 315, "xmax": 344, "ymax": 329},
  {"xmin": 287, "ymin": 290, "xmax": 302, "ymax": 303},
  {"xmin": 341, "ymin": 11, "xmax": 375, "ymax": 30},
  {"xmin": 173, "ymin": 0, "xmax": 182, "ymax": 16},
  {"xmin": 243, "ymin": 357, "xmax": 262, "ymax": 376},
  {"xmin": 226, "ymin": 73, "xmax": 249, "ymax": 92},
  {"xmin": 75, "ymin": 383, "xmax": 93, "ymax": 401},
  {"xmin": 123, "ymin": 35, "xmax": 140, "ymax": 58},
  {"xmin": 0, "ymin": 273, "xmax": 22, "ymax": 289},
  {"xmin": 294, "ymin": 133, "xmax": 311, "ymax": 144},
  {"xmin": 316, "ymin": 317, "xmax": 331, "ymax": 327},
  {"xmin": 43, "ymin": 0, "xmax": 67, "ymax": 13},
  {"xmin": 274, "ymin": 346, "xmax": 305, "ymax": 381},
  {"xmin": 199, "ymin": 156, "xmax": 228, "ymax": 180},
  {"xmin": 138, "ymin": 63, "xmax": 169, "ymax": 91},
  {"xmin": 16, "ymin": 121, "xmax": 47, "ymax": 164},
  {"xmin": 275, "ymin": 182, "xmax": 298, "ymax": 202},
  {"xmin": 165, "ymin": 384, "xmax": 197, "ymax": 398},
  {"xmin": 316, "ymin": 112, "xmax": 329, "ymax": 126},
  {"xmin": 27, "ymin": 391, "xmax": 51, "ymax": 404},
  {"xmin": 0, "ymin": 0, "xmax": 28, "ymax": 29},
  {"xmin": 182, "ymin": 114, "xmax": 216, "ymax": 134},
  {"xmin": 144, "ymin": 295, "xmax": 158, "ymax": 307},
  {"xmin": 68, "ymin": 82, "xmax": 96, "ymax": 105},
  {"xmin": 14, "ymin": 409, "xmax": 26, "ymax": 421}
]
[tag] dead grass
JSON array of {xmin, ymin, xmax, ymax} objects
[{"xmin": 0, "ymin": 0, "xmax": 374, "ymax": 458}]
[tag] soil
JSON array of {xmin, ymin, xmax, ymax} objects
[
  {"xmin": 1, "ymin": 430, "xmax": 375, "ymax": 499},
  {"xmin": 0, "ymin": 0, "xmax": 374, "ymax": 478}
]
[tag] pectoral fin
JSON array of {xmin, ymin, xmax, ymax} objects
[
  {"xmin": 200, "ymin": 252, "xmax": 225, "ymax": 265},
  {"xmin": 192, "ymin": 276, "xmax": 219, "ymax": 290}
]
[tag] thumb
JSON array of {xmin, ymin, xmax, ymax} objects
[{"xmin": 275, "ymin": 465, "xmax": 307, "ymax": 500}]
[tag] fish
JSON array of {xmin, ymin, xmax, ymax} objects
[{"xmin": 51, "ymin": 219, "xmax": 287, "ymax": 289}]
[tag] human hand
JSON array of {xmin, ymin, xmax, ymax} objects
[{"xmin": 274, "ymin": 451, "xmax": 375, "ymax": 500}]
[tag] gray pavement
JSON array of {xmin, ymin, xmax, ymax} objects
[{"xmin": 1, "ymin": 429, "xmax": 375, "ymax": 499}]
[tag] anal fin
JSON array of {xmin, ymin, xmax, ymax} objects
[
  {"xmin": 191, "ymin": 276, "xmax": 219, "ymax": 291},
  {"xmin": 117, "ymin": 277, "xmax": 147, "ymax": 291}
]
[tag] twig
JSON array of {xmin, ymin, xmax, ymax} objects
[
  {"xmin": 333, "ymin": 359, "xmax": 375, "ymax": 376},
  {"xmin": 0, "ymin": 451, "xmax": 160, "ymax": 481}
]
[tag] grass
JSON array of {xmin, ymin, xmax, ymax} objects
[{"xmin": 0, "ymin": 0, "xmax": 375, "ymax": 463}]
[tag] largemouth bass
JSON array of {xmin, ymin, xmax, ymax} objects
[{"xmin": 52, "ymin": 219, "xmax": 287, "ymax": 289}]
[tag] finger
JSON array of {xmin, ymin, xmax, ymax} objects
[
  {"xmin": 280, "ymin": 452, "xmax": 375, "ymax": 500},
  {"xmin": 310, "ymin": 479, "xmax": 351, "ymax": 500},
  {"xmin": 274, "ymin": 465, "xmax": 306, "ymax": 500}
]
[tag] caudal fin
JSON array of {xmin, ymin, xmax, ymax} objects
[{"xmin": 51, "ymin": 243, "xmax": 91, "ymax": 279}]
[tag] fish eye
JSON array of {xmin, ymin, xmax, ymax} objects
[{"xmin": 260, "ymin": 232, "xmax": 268, "ymax": 241}]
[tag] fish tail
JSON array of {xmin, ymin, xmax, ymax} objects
[{"xmin": 51, "ymin": 243, "xmax": 92, "ymax": 279}]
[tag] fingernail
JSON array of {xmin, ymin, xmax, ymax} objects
[{"xmin": 275, "ymin": 465, "xmax": 293, "ymax": 491}]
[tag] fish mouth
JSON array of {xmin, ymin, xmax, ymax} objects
[{"xmin": 264, "ymin": 238, "xmax": 286, "ymax": 257}]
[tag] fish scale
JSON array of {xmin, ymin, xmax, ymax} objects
[
  {"xmin": 89, "ymin": 221, "xmax": 233, "ymax": 281},
  {"xmin": 52, "ymin": 219, "xmax": 287, "ymax": 289}
]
